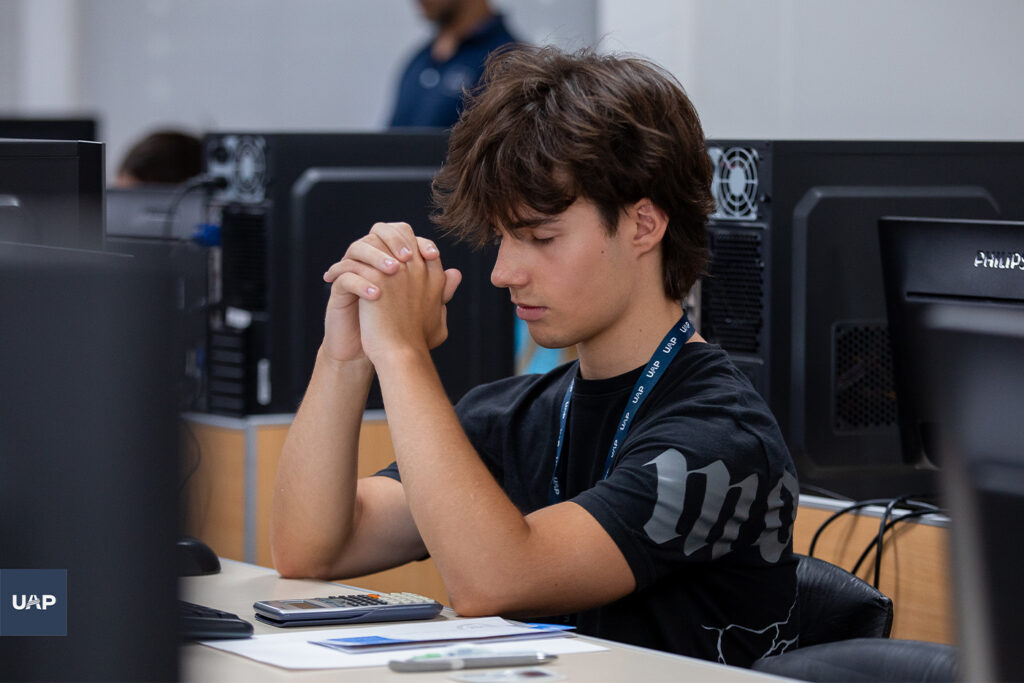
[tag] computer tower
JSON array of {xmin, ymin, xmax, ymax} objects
[
  {"xmin": 201, "ymin": 131, "xmax": 513, "ymax": 415},
  {"xmin": 699, "ymin": 141, "xmax": 1024, "ymax": 499},
  {"xmin": 105, "ymin": 187, "xmax": 211, "ymax": 412}
]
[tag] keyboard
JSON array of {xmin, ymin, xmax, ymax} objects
[{"xmin": 180, "ymin": 600, "xmax": 254, "ymax": 640}]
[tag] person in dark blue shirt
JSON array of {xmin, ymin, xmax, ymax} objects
[{"xmin": 390, "ymin": 0, "xmax": 519, "ymax": 128}]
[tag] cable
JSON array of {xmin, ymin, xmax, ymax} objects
[
  {"xmin": 870, "ymin": 494, "xmax": 941, "ymax": 586},
  {"xmin": 162, "ymin": 173, "xmax": 227, "ymax": 240},
  {"xmin": 850, "ymin": 507, "xmax": 948, "ymax": 585},
  {"xmin": 177, "ymin": 418, "xmax": 204, "ymax": 535},
  {"xmin": 808, "ymin": 494, "xmax": 941, "ymax": 559},
  {"xmin": 874, "ymin": 496, "xmax": 906, "ymax": 587},
  {"xmin": 799, "ymin": 484, "xmax": 854, "ymax": 501},
  {"xmin": 807, "ymin": 498, "xmax": 891, "ymax": 558},
  {"xmin": 178, "ymin": 418, "xmax": 203, "ymax": 495}
]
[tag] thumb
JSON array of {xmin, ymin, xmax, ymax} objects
[{"xmin": 442, "ymin": 268, "xmax": 462, "ymax": 304}]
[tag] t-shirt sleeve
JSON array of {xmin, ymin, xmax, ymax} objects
[
  {"xmin": 570, "ymin": 413, "xmax": 798, "ymax": 590},
  {"xmin": 370, "ymin": 382, "xmax": 510, "ymax": 484},
  {"xmin": 374, "ymin": 460, "xmax": 401, "ymax": 481}
]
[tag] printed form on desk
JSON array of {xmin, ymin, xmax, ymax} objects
[{"xmin": 200, "ymin": 617, "xmax": 606, "ymax": 670}]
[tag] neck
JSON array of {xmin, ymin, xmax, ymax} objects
[
  {"xmin": 577, "ymin": 297, "xmax": 696, "ymax": 380},
  {"xmin": 432, "ymin": 3, "xmax": 493, "ymax": 60}
]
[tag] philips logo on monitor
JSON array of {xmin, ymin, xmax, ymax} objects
[
  {"xmin": 0, "ymin": 569, "xmax": 67, "ymax": 636},
  {"xmin": 974, "ymin": 251, "xmax": 1024, "ymax": 270}
]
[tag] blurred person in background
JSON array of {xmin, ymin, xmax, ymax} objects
[
  {"xmin": 390, "ymin": 0, "xmax": 520, "ymax": 128},
  {"xmin": 115, "ymin": 130, "xmax": 202, "ymax": 187}
]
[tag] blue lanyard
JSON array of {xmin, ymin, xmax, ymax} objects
[{"xmin": 548, "ymin": 311, "xmax": 694, "ymax": 504}]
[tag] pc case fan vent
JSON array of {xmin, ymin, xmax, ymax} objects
[
  {"xmin": 833, "ymin": 323, "xmax": 898, "ymax": 432},
  {"xmin": 709, "ymin": 146, "xmax": 759, "ymax": 220},
  {"xmin": 232, "ymin": 136, "xmax": 267, "ymax": 202},
  {"xmin": 701, "ymin": 229, "xmax": 764, "ymax": 354}
]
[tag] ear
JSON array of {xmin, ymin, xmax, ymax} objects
[{"xmin": 628, "ymin": 199, "xmax": 669, "ymax": 256}]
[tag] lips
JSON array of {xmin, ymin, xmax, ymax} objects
[{"xmin": 513, "ymin": 302, "xmax": 546, "ymax": 322}]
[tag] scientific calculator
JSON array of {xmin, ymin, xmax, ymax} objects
[{"xmin": 253, "ymin": 592, "xmax": 443, "ymax": 627}]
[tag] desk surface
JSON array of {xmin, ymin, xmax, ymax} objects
[{"xmin": 181, "ymin": 560, "xmax": 787, "ymax": 682}]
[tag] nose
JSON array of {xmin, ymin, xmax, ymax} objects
[{"xmin": 490, "ymin": 237, "xmax": 528, "ymax": 289}]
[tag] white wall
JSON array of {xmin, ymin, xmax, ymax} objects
[
  {"xmin": 598, "ymin": 0, "xmax": 1024, "ymax": 140},
  {"xmin": 6, "ymin": 0, "xmax": 1022, "ymax": 177},
  {"xmin": 1, "ymin": 0, "xmax": 596, "ymax": 179},
  {"xmin": 0, "ymin": 2, "xmax": 20, "ymax": 104}
]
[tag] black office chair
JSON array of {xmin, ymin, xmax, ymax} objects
[
  {"xmin": 796, "ymin": 554, "xmax": 894, "ymax": 647},
  {"xmin": 752, "ymin": 638, "xmax": 958, "ymax": 682}
]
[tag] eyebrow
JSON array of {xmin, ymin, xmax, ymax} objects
[{"xmin": 507, "ymin": 216, "xmax": 557, "ymax": 231}]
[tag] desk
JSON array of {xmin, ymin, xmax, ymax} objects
[{"xmin": 181, "ymin": 560, "xmax": 787, "ymax": 682}]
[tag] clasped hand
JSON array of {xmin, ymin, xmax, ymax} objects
[{"xmin": 322, "ymin": 222, "xmax": 462, "ymax": 366}]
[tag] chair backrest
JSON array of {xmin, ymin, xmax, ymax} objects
[{"xmin": 797, "ymin": 554, "xmax": 894, "ymax": 647}]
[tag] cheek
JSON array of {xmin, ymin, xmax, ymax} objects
[{"xmin": 554, "ymin": 257, "xmax": 597, "ymax": 296}]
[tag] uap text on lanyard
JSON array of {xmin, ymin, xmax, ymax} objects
[{"xmin": 548, "ymin": 311, "xmax": 695, "ymax": 504}]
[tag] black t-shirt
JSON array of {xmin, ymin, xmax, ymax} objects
[{"xmin": 377, "ymin": 342, "xmax": 800, "ymax": 666}]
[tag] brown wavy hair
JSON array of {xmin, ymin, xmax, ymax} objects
[{"xmin": 431, "ymin": 45, "xmax": 714, "ymax": 299}]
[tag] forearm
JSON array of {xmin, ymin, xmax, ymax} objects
[
  {"xmin": 374, "ymin": 348, "xmax": 538, "ymax": 609},
  {"xmin": 270, "ymin": 346, "xmax": 373, "ymax": 577}
]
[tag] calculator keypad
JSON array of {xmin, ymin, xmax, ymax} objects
[{"xmin": 320, "ymin": 592, "xmax": 434, "ymax": 607}]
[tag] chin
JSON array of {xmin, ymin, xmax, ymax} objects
[{"xmin": 526, "ymin": 328, "xmax": 576, "ymax": 352}]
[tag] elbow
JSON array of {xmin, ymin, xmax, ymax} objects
[
  {"xmin": 270, "ymin": 536, "xmax": 339, "ymax": 581},
  {"xmin": 447, "ymin": 583, "xmax": 511, "ymax": 618},
  {"xmin": 273, "ymin": 552, "xmax": 336, "ymax": 581},
  {"xmin": 271, "ymin": 548, "xmax": 316, "ymax": 580},
  {"xmin": 449, "ymin": 598, "xmax": 497, "ymax": 618},
  {"xmin": 273, "ymin": 556, "xmax": 313, "ymax": 580}
]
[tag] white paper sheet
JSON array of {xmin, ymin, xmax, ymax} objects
[{"xmin": 200, "ymin": 618, "xmax": 607, "ymax": 670}]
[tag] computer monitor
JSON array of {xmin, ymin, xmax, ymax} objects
[
  {"xmin": 879, "ymin": 216, "xmax": 1024, "ymax": 681},
  {"xmin": 106, "ymin": 185, "xmax": 205, "ymax": 241},
  {"xmin": 0, "ymin": 117, "xmax": 98, "ymax": 142},
  {"xmin": 0, "ymin": 139, "xmax": 104, "ymax": 250},
  {"xmin": 915, "ymin": 304, "xmax": 1024, "ymax": 683},
  {"xmin": 700, "ymin": 140, "xmax": 1024, "ymax": 500},
  {"xmin": 879, "ymin": 216, "xmax": 1024, "ymax": 468},
  {"xmin": 0, "ymin": 241, "xmax": 179, "ymax": 681},
  {"xmin": 290, "ymin": 166, "xmax": 515, "ymax": 409}
]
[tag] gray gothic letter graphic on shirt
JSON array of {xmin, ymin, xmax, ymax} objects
[
  {"xmin": 642, "ymin": 448, "xmax": 787, "ymax": 559},
  {"xmin": 755, "ymin": 469, "xmax": 799, "ymax": 562}
]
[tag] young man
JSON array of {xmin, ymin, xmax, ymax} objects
[{"xmin": 272, "ymin": 46, "xmax": 800, "ymax": 666}]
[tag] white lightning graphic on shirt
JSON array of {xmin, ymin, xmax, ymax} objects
[{"xmin": 700, "ymin": 595, "xmax": 799, "ymax": 664}]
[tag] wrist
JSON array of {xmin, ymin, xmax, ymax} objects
[
  {"xmin": 316, "ymin": 345, "xmax": 374, "ymax": 380},
  {"xmin": 370, "ymin": 343, "xmax": 432, "ymax": 376}
]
